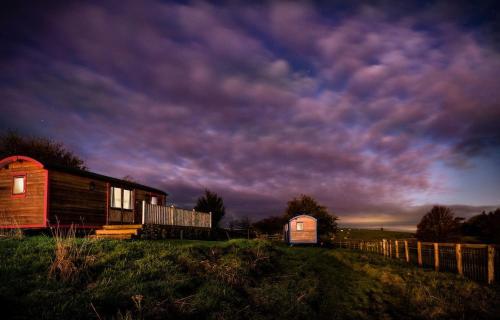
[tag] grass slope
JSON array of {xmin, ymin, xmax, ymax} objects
[
  {"xmin": 336, "ymin": 228, "xmax": 415, "ymax": 240},
  {"xmin": 0, "ymin": 237, "xmax": 498, "ymax": 320}
]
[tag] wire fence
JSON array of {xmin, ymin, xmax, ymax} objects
[{"xmin": 333, "ymin": 239, "xmax": 497, "ymax": 284}]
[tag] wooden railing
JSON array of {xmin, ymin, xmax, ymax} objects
[
  {"xmin": 141, "ymin": 201, "xmax": 211, "ymax": 228},
  {"xmin": 334, "ymin": 239, "xmax": 498, "ymax": 284}
]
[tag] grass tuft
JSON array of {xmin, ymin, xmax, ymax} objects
[{"xmin": 48, "ymin": 224, "xmax": 96, "ymax": 283}]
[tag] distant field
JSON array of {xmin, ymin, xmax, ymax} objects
[
  {"xmin": 1, "ymin": 237, "xmax": 498, "ymax": 319},
  {"xmin": 336, "ymin": 228, "xmax": 415, "ymax": 240}
]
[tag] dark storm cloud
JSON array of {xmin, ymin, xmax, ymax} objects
[{"xmin": 1, "ymin": 1, "xmax": 499, "ymax": 226}]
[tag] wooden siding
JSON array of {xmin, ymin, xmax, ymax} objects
[
  {"xmin": 289, "ymin": 215, "xmax": 317, "ymax": 244},
  {"xmin": 0, "ymin": 160, "xmax": 46, "ymax": 226},
  {"xmin": 48, "ymin": 170, "xmax": 106, "ymax": 226}
]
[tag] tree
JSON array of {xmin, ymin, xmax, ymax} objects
[
  {"xmin": 284, "ymin": 194, "xmax": 338, "ymax": 241},
  {"xmin": 0, "ymin": 130, "xmax": 86, "ymax": 170},
  {"xmin": 416, "ymin": 206, "xmax": 462, "ymax": 242},
  {"xmin": 462, "ymin": 209, "xmax": 500, "ymax": 243},
  {"xmin": 194, "ymin": 189, "xmax": 226, "ymax": 228},
  {"xmin": 253, "ymin": 216, "xmax": 285, "ymax": 235}
]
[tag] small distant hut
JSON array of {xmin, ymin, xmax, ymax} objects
[{"xmin": 283, "ymin": 214, "xmax": 317, "ymax": 245}]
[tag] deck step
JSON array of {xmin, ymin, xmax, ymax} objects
[
  {"xmin": 93, "ymin": 234, "xmax": 134, "ymax": 240},
  {"xmin": 95, "ymin": 229, "xmax": 139, "ymax": 235},
  {"xmin": 102, "ymin": 224, "xmax": 143, "ymax": 230}
]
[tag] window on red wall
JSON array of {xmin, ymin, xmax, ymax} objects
[{"xmin": 12, "ymin": 175, "xmax": 26, "ymax": 195}]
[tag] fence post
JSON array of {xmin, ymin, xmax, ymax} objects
[
  {"xmin": 209, "ymin": 212, "xmax": 212, "ymax": 228},
  {"xmin": 456, "ymin": 244, "xmax": 463, "ymax": 276},
  {"xmin": 404, "ymin": 240, "xmax": 410, "ymax": 263},
  {"xmin": 382, "ymin": 239, "xmax": 387, "ymax": 256},
  {"xmin": 434, "ymin": 243, "xmax": 439, "ymax": 272},
  {"xmin": 389, "ymin": 240, "xmax": 393, "ymax": 258},
  {"xmin": 417, "ymin": 241, "xmax": 422, "ymax": 267},
  {"xmin": 395, "ymin": 241, "xmax": 399, "ymax": 259},
  {"xmin": 142, "ymin": 200, "xmax": 146, "ymax": 224},
  {"xmin": 488, "ymin": 245, "xmax": 495, "ymax": 285}
]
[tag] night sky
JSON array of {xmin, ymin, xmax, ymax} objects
[{"xmin": 1, "ymin": 1, "xmax": 500, "ymax": 230}]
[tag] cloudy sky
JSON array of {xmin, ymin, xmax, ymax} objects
[{"xmin": 1, "ymin": 1, "xmax": 500, "ymax": 230}]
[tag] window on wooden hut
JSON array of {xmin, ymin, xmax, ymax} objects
[
  {"xmin": 111, "ymin": 187, "xmax": 122, "ymax": 208},
  {"xmin": 111, "ymin": 187, "xmax": 133, "ymax": 210},
  {"xmin": 151, "ymin": 196, "xmax": 158, "ymax": 205},
  {"xmin": 123, "ymin": 189, "xmax": 132, "ymax": 209},
  {"xmin": 12, "ymin": 175, "xmax": 26, "ymax": 194},
  {"xmin": 296, "ymin": 222, "xmax": 304, "ymax": 231}
]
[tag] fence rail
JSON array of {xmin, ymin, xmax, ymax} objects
[
  {"xmin": 257, "ymin": 233, "xmax": 283, "ymax": 241},
  {"xmin": 333, "ymin": 239, "xmax": 497, "ymax": 284},
  {"xmin": 141, "ymin": 201, "xmax": 211, "ymax": 228}
]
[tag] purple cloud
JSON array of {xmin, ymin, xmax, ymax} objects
[{"xmin": 1, "ymin": 1, "xmax": 499, "ymax": 228}]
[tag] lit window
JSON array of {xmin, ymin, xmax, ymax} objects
[
  {"xmin": 123, "ymin": 189, "xmax": 132, "ymax": 209},
  {"xmin": 111, "ymin": 187, "xmax": 133, "ymax": 210},
  {"xmin": 151, "ymin": 196, "xmax": 158, "ymax": 205},
  {"xmin": 111, "ymin": 187, "xmax": 122, "ymax": 208},
  {"xmin": 296, "ymin": 222, "xmax": 304, "ymax": 231},
  {"xmin": 13, "ymin": 176, "xmax": 26, "ymax": 195}
]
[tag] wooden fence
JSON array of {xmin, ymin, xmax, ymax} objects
[
  {"xmin": 257, "ymin": 233, "xmax": 283, "ymax": 241},
  {"xmin": 333, "ymin": 239, "xmax": 498, "ymax": 284},
  {"xmin": 141, "ymin": 201, "xmax": 211, "ymax": 228}
]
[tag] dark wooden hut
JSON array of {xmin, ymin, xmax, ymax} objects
[{"xmin": 0, "ymin": 155, "xmax": 167, "ymax": 229}]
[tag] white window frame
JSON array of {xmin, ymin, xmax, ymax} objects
[
  {"xmin": 111, "ymin": 187, "xmax": 133, "ymax": 210},
  {"xmin": 12, "ymin": 175, "xmax": 26, "ymax": 195},
  {"xmin": 123, "ymin": 189, "xmax": 132, "ymax": 210},
  {"xmin": 151, "ymin": 196, "xmax": 158, "ymax": 205},
  {"xmin": 296, "ymin": 221, "xmax": 304, "ymax": 231}
]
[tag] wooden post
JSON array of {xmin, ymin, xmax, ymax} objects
[
  {"xmin": 209, "ymin": 212, "xmax": 212, "ymax": 228},
  {"xmin": 488, "ymin": 245, "xmax": 495, "ymax": 285},
  {"xmin": 382, "ymin": 240, "xmax": 386, "ymax": 256},
  {"xmin": 417, "ymin": 241, "xmax": 422, "ymax": 267},
  {"xmin": 404, "ymin": 240, "xmax": 410, "ymax": 263},
  {"xmin": 434, "ymin": 243, "xmax": 439, "ymax": 272},
  {"xmin": 456, "ymin": 244, "xmax": 463, "ymax": 276},
  {"xmin": 395, "ymin": 241, "xmax": 399, "ymax": 259},
  {"xmin": 141, "ymin": 200, "xmax": 146, "ymax": 224}
]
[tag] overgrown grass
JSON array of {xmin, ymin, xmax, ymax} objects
[
  {"xmin": 48, "ymin": 225, "xmax": 96, "ymax": 283},
  {"xmin": 0, "ymin": 237, "xmax": 498, "ymax": 319},
  {"xmin": 0, "ymin": 213, "xmax": 24, "ymax": 239}
]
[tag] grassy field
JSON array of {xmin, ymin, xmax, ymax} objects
[
  {"xmin": 0, "ymin": 237, "xmax": 498, "ymax": 320},
  {"xmin": 336, "ymin": 228, "xmax": 415, "ymax": 240}
]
